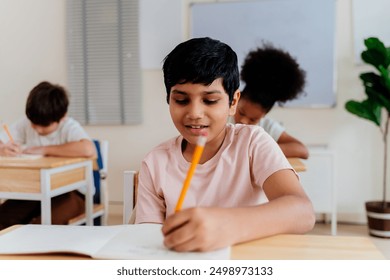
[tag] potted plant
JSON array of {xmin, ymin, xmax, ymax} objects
[{"xmin": 345, "ymin": 37, "xmax": 390, "ymax": 238}]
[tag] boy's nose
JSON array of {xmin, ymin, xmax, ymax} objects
[{"xmin": 186, "ymin": 103, "xmax": 204, "ymax": 119}]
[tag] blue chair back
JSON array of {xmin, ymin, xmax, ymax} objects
[{"xmin": 93, "ymin": 140, "xmax": 103, "ymax": 204}]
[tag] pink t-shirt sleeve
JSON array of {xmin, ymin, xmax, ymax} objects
[
  {"xmin": 135, "ymin": 161, "xmax": 166, "ymax": 224},
  {"xmin": 247, "ymin": 126, "xmax": 294, "ymax": 188}
]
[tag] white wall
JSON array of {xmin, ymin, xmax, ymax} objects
[
  {"xmin": 0, "ymin": 0, "xmax": 67, "ymax": 118},
  {"xmin": 0, "ymin": 0, "xmax": 177, "ymax": 213},
  {"xmin": 0, "ymin": 0, "xmax": 384, "ymax": 222}
]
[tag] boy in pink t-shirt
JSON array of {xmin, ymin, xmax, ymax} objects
[{"xmin": 135, "ymin": 37, "xmax": 315, "ymax": 252}]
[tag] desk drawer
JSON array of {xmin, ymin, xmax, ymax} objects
[
  {"xmin": 0, "ymin": 168, "xmax": 40, "ymax": 193},
  {"xmin": 0, "ymin": 167, "xmax": 86, "ymax": 193},
  {"xmin": 50, "ymin": 167, "xmax": 85, "ymax": 190}
]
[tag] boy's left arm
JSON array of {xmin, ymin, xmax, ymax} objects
[
  {"xmin": 162, "ymin": 169, "xmax": 315, "ymax": 252},
  {"xmin": 23, "ymin": 139, "xmax": 96, "ymax": 158}
]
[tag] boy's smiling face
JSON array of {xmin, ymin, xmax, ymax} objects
[{"xmin": 169, "ymin": 78, "xmax": 239, "ymax": 148}]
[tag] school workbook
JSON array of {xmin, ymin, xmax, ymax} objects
[
  {"xmin": 0, "ymin": 154, "xmax": 43, "ymax": 160},
  {"xmin": 0, "ymin": 224, "xmax": 230, "ymax": 260}
]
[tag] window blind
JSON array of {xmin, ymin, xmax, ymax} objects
[{"xmin": 66, "ymin": 0, "xmax": 142, "ymax": 125}]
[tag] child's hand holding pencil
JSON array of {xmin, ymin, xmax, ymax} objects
[
  {"xmin": 0, "ymin": 124, "xmax": 22, "ymax": 156},
  {"xmin": 161, "ymin": 132, "xmax": 237, "ymax": 252},
  {"xmin": 0, "ymin": 141, "xmax": 22, "ymax": 157}
]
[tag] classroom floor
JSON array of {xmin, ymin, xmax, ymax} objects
[{"xmin": 108, "ymin": 214, "xmax": 390, "ymax": 259}]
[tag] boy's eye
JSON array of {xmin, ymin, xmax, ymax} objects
[
  {"xmin": 174, "ymin": 99, "xmax": 189, "ymax": 105},
  {"xmin": 203, "ymin": 99, "xmax": 218, "ymax": 105}
]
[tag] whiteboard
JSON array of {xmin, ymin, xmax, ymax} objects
[
  {"xmin": 139, "ymin": 0, "xmax": 183, "ymax": 69},
  {"xmin": 190, "ymin": 0, "xmax": 336, "ymax": 107}
]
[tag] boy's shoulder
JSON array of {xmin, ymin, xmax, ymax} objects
[
  {"xmin": 58, "ymin": 117, "xmax": 84, "ymax": 131},
  {"xmin": 54, "ymin": 117, "xmax": 90, "ymax": 140},
  {"xmin": 226, "ymin": 123, "xmax": 274, "ymax": 148},
  {"xmin": 61, "ymin": 117, "xmax": 80, "ymax": 125},
  {"xmin": 14, "ymin": 116, "xmax": 30, "ymax": 126},
  {"xmin": 228, "ymin": 123, "xmax": 266, "ymax": 136}
]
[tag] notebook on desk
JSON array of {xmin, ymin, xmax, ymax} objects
[
  {"xmin": 0, "ymin": 154, "xmax": 43, "ymax": 160},
  {"xmin": 0, "ymin": 224, "xmax": 230, "ymax": 260}
]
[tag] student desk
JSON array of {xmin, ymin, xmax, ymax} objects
[
  {"xmin": 0, "ymin": 225, "xmax": 384, "ymax": 260},
  {"xmin": 0, "ymin": 157, "xmax": 94, "ymax": 225},
  {"xmin": 231, "ymin": 234, "xmax": 385, "ymax": 260},
  {"xmin": 288, "ymin": 157, "xmax": 306, "ymax": 172}
]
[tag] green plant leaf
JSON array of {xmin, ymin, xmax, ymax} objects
[
  {"xmin": 360, "ymin": 72, "xmax": 390, "ymax": 112},
  {"xmin": 379, "ymin": 65, "xmax": 390, "ymax": 92},
  {"xmin": 387, "ymin": 46, "xmax": 390, "ymax": 61},
  {"xmin": 365, "ymin": 87, "xmax": 390, "ymax": 113},
  {"xmin": 345, "ymin": 99, "xmax": 381, "ymax": 126},
  {"xmin": 360, "ymin": 72, "xmax": 381, "ymax": 87},
  {"xmin": 361, "ymin": 37, "xmax": 389, "ymax": 70}
]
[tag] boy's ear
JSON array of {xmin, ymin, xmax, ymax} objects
[{"xmin": 229, "ymin": 90, "xmax": 240, "ymax": 116}]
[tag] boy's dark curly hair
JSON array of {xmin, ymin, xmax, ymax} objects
[{"xmin": 240, "ymin": 43, "xmax": 306, "ymax": 112}]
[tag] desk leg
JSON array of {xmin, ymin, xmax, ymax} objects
[
  {"xmin": 40, "ymin": 169, "xmax": 51, "ymax": 225},
  {"xmin": 85, "ymin": 160, "xmax": 93, "ymax": 225}
]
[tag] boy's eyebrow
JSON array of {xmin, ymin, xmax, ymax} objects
[
  {"xmin": 171, "ymin": 89, "xmax": 223, "ymax": 95},
  {"xmin": 204, "ymin": 90, "xmax": 223, "ymax": 95},
  {"xmin": 171, "ymin": 89, "xmax": 186, "ymax": 95}
]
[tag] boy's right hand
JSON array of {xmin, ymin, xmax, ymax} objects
[
  {"xmin": 161, "ymin": 207, "xmax": 235, "ymax": 252},
  {"xmin": 0, "ymin": 142, "xmax": 22, "ymax": 156}
]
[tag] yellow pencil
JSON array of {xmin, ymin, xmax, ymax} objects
[
  {"xmin": 2, "ymin": 124, "xmax": 14, "ymax": 143},
  {"xmin": 175, "ymin": 133, "xmax": 207, "ymax": 212}
]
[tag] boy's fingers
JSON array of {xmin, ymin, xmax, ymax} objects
[
  {"xmin": 161, "ymin": 211, "xmax": 190, "ymax": 235},
  {"xmin": 163, "ymin": 219, "xmax": 198, "ymax": 251},
  {"xmin": 166, "ymin": 234, "xmax": 199, "ymax": 252},
  {"xmin": 9, "ymin": 143, "xmax": 22, "ymax": 154}
]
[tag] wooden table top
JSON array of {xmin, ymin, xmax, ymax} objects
[
  {"xmin": 231, "ymin": 233, "xmax": 385, "ymax": 260},
  {"xmin": 288, "ymin": 157, "xmax": 306, "ymax": 172},
  {"xmin": 0, "ymin": 157, "xmax": 90, "ymax": 169},
  {"xmin": 0, "ymin": 226, "xmax": 384, "ymax": 260}
]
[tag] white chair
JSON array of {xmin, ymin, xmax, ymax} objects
[
  {"xmin": 123, "ymin": 170, "xmax": 138, "ymax": 224},
  {"xmin": 99, "ymin": 140, "xmax": 109, "ymax": 225},
  {"xmin": 68, "ymin": 140, "xmax": 109, "ymax": 225}
]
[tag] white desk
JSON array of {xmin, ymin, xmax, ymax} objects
[{"xmin": 0, "ymin": 157, "xmax": 94, "ymax": 225}]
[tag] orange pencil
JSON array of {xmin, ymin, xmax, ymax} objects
[
  {"xmin": 2, "ymin": 124, "xmax": 14, "ymax": 143},
  {"xmin": 175, "ymin": 133, "xmax": 207, "ymax": 212}
]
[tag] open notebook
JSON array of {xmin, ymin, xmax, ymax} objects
[
  {"xmin": 0, "ymin": 224, "xmax": 230, "ymax": 260},
  {"xmin": 0, "ymin": 154, "xmax": 43, "ymax": 160}
]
